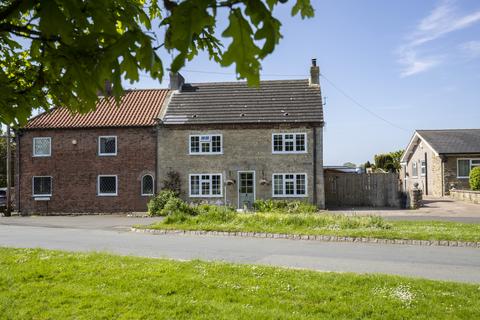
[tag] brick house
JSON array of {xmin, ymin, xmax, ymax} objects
[
  {"xmin": 400, "ymin": 129, "xmax": 480, "ymax": 196},
  {"xmin": 158, "ymin": 61, "xmax": 325, "ymax": 209},
  {"xmin": 16, "ymin": 60, "xmax": 325, "ymax": 214},
  {"xmin": 16, "ymin": 89, "xmax": 170, "ymax": 214}
]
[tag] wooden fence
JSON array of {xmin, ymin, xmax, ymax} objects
[{"xmin": 324, "ymin": 172, "xmax": 401, "ymax": 208}]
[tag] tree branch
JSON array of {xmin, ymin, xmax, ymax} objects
[{"xmin": 0, "ymin": 0, "xmax": 26, "ymax": 21}]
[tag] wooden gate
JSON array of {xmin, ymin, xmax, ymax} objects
[{"xmin": 324, "ymin": 172, "xmax": 401, "ymax": 208}]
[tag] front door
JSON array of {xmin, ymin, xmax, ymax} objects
[{"xmin": 238, "ymin": 171, "xmax": 255, "ymax": 209}]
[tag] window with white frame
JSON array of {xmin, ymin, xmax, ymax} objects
[
  {"xmin": 32, "ymin": 176, "xmax": 52, "ymax": 196},
  {"xmin": 97, "ymin": 175, "xmax": 118, "ymax": 196},
  {"xmin": 412, "ymin": 162, "xmax": 418, "ymax": 178},
  {"xmin": 420, "ymin": 160, "xmax": 426, "ymax": 176},
  {"xmin": 457, "ymin": 159, "xmax": 480, "ymax": 178},
  {"xmin": 272, "ymin": 173, "xmax": 307, "ymax": 197},
  {"xmin": 189, "ymin": 134, "xmax": 222, "ymax": 154},
  {"xmin": 272, "ymin": 133, "xmax": 306, "ymax": 153},
  {"xmin": 141, "ymin": 175, "xmax": 154, "ymax": 196},
  {"xmin": 33, "ymin": 137, "xmax": 51, "ymax": 157},
  {"xmin": 98, "ymin": 136, "xmax": 117, "ymax": 156},
  {"xmin": 189, "ymin": 174, "xmax": 222, "ymax": 197}
]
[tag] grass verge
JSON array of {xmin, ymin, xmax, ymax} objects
[
  {"xmin": 139, "ymin": 211, "xmax": 480, "ymax": 242},
  {"xmin": 1, "ymin": 247, "xmax": 479, "ymax": 319}
]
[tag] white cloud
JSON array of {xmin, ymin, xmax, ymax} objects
[
  {"xmin": 399, "ymin": 51, "xmax": 442, "ymax": 77},
  {"xmin": 397, "ymin": 0, "xmax": 480, "ymax": 77},
  {"xmin": 460, "ymin": 40, "xmax": 480, "ymax": 58}
]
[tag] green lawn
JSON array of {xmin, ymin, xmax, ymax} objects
[
  {"xmin": 140, "ymin": 211, "xmax": 480, "ymax": 242},
  {"xmin": 0, "ymin": 248, "xmax": 479, "ymax": 319}
]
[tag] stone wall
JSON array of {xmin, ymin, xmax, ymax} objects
[
  {"xmin": 17, "ymin": 127, "xmax": 156, "ymax": 214},
  {"xmin": 450, "ymin": 189, "xmax": 480, "ymax": 205},
  {"xmin": 157, "ymin": 124, "xmax": 325, "ymax": 208},
  {"xmin": 443, "ymin": 155, "xmax": 480, "ymax": 192}
]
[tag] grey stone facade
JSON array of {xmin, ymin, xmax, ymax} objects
[
  {"xmin": 402, "ymin": 140, "xmax": 443, "ymax": 196},
  {"xmin": 157, "ymin": 124, "xmax": 325, "ymax": 208}
]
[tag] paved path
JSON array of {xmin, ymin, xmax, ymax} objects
[
  {"xmin": 331, "ymin": 197, "xmax": 480, "ymax": 223},
  {"xmin": 0, "ymin": 218, "xmax": 479, "ymax": 283}
]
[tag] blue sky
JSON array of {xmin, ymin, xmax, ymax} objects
[{"xmin": 129, "ymin": 0, "xmax": 480, "ymax": 166}]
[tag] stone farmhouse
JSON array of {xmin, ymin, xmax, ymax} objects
[
  {"xmin": 400, "ymin": 129, "xmax": 480, "ymax": 196},
  {"xmin": 15, "ymin": 60, "xmax": 325, "ymax": 214}
]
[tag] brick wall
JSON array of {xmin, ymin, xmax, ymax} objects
[
  {"xmin": 157, "ymin": 124, "xmax": 325, "ymax": 208},
  {"xmin": 17, "ymin": 127, "xmax": 156, "ymax": 214}
]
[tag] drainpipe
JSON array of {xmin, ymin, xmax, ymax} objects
[
  {"xmin": 312, "ymin": 127, "xmax": 317, "ymax": 206},
  {"xmin": 440, "ymin": 155, "xmax": 446, "ymax": 197},
  {"xmin": 15, "ymin": 129, "xmax": 21, "ymax": 214},
  {"xmin": 424, "ymin": 152, "xmax": 428, "ymax": 196}
]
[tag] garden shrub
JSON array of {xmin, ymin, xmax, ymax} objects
[
  {"xmin": 147, "ymin": 190, "xmax": 180, "ymax": 216},
  {"xmin": 470, "ymin": 167, "xmax": 480, "ymax": 191},
  {"xmin": 161, "ymin": 197, "xmax": 198, "ymax": 216}
]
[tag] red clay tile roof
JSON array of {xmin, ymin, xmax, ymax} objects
[{"xmin": 24, "ymin": 89, "xmax": 171, "ymax": 129}]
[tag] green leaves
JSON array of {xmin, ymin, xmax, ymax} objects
[
  {"xmin": 221, "ymin": 8, "xmax": 261, "ymax": 85},
  {"xmin": 292, "ymin": 0, "xmax": 315, "ymax": 18},
  {"xmin": 0, "ymin": 0, "xmax": 314, "ymax": 126}
]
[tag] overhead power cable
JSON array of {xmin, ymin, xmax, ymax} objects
[{"xmin": 319, "ymin": 73, "xmax": 409, "ymax": 132}]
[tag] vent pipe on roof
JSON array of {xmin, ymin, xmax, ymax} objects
[
  {"xmin": 169, "ymin": 71, "xmax": 185, "ymax": 91},
  {"xmin": 309, "ymin": 58, "xmax": 320, "ymax": 86}
]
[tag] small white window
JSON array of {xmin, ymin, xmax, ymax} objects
[
  {"xmin": 141, "ymin": 175, "xmax": 154, "ymax": 196},
  {"xmin": 33, "ymin": 137, "xmax": 51, "ymax": 157},
  {"xmin": 412, "ymin": 162, "xmax": 418, "ymax": 178},
  {"xmin": 457, "ymin": 159, "xmax": 480, "ymax": 178},
  {"xmin": 272, "ymin": 133, "xmax": 307, "ymax": 153},
  {"xmin": 272, "ymin": 173, "xmax": 307, "ymax": 197},
  {"xmin": 97, "ymin": 175, "xmax": 118, "ymax": 196},
  {"xmin": 420, "ymin": 160, "xmax": 426, "ymax": 176},
  {"xmin": 32, "ymin": 176, "xmax": 52, "ymax": 196},
  {"xmin": 98, "ymin": 136, "xmax": 117, "ymax": 156},
  {"xmin": 189, "ymin": 174, "xmax": 222, "ymax": 197},
  {"xmin": 189, "ymin": 134, "xmax": 222, "ymax": 154}
]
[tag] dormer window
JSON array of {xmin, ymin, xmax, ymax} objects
[
  {"xmin": 189, "ymin": 134, "xmax": 222, "ymax": 155},
  {"xmin": 98, "ymin": 136, "xmax": 117, "ymax": 156}
]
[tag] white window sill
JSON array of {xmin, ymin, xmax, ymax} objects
[
  {"xmin": 272, "ymin": 194, "xmax": 308, "ymax": 198},
  {"xmin": 457, "ymin": 176, "xmax": 469, "ymax": 179},
  {"xmin": 97, "ymin": 193, "xmax": 118, "ymax": 197},
  {"xmin": 272, "ymin": 151, "xmax": 308, "ymax": 155},
  {"xmin": 189, "ymin": 152, "xmax": 223, "ymax": 155},
  {"xmin": 189, "ymin": 195, "xmax": 223, "ymax": 198},
  {"xmin": 33, "ymin": 155, "xmax": 51, "ymax": 158},
  {"xmin": 98, "ymin": 154, "xmax": 117, "ymax": 157}
]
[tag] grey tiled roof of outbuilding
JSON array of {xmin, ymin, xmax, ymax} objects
[
  {"xmin": 161, "ymin": 79, "xmax": 323, "ymax": 125},
  {"xmin": 417, "ymin": 129, "xmax": 480, "ymax": 154}
]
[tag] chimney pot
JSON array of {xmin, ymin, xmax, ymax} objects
[{"xmin": 309, "ymin": 58, "xmax": 320, "ymax": 86}]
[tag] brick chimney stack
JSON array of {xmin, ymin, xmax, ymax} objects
[{"xmin": 309, "ymin": 58, "xmax": 320, "ymax": 86}]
